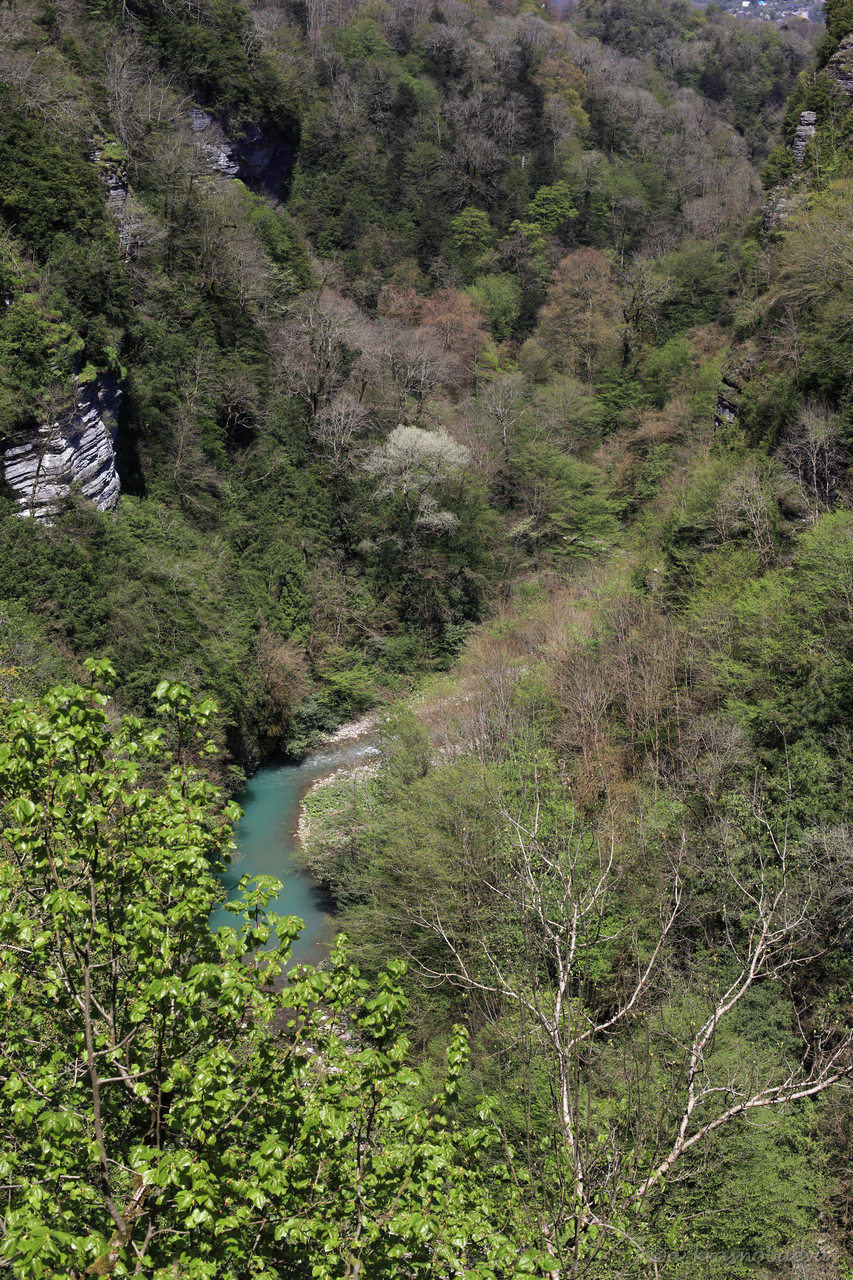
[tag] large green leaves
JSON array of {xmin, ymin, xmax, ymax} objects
[{"xmin": 0, "ymin": 674, "xmax": 527, "ymax": 1279}]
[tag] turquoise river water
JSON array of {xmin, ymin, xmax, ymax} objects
[{"xmin": 210, "ymin": 738, "xmax": 377, "ymax": 966}]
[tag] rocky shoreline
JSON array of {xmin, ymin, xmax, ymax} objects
[
  {"xmin": 296, "ymin": 714, "xmax": 380, "ymax": 847},
  {"xmin": 316, "ymin": 712, "xmax": 379, "ymax": 745},
  {"xmin": 296, "ymin": 762, "xmax": 380, "ymax": 847}
]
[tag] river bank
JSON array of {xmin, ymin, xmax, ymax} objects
[
  {"xmin": 210, "ymin": 724, "xmax": 380, "ymax": 966},
  {"xmin": 296, "ymin": 758, "xmax": 380, "ymax": 846},
  {"xmin": 318, "ymin": 711, "xmax": 379, "ymax": 745},
  {"xmin": 295, "ymin": 711, "xmax": 381, "ymax": 844}
]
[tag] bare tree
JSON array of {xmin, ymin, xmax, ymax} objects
[
  {"xmin": 713, "ymin": 458, "xmax": 783, "ymax": 567},
  {"xmin": 419, "ymin": 289, "xmax": 486, "ymax": 393},
  {"xmin": 778, "ymin": 398, "xmax": 848, "ymax": 522},
  {"xmin": 273, "ymin": 290, "xmax": 364, "ymax": 417},
  {"xmin": 377, "ymin": 321, "xmax": 454, "ymax": 416},
  {"xmin": 480, "ymin": 375, "xmax": 530, "ymax": 470},
  {"xmin": 778, "ymin": 184, "xmax": 853, "ymax": 313},
  {"xmin": 406, "ymin": 777, "xmax": 853, "ymax": 1276},
  {"xmin": 105, "ymin": 36, "xmax": 181, "ymax": 149},
  {"xmin": 311, "ymin": 391, "xmax": 370, "ymax": 474},
  {"xmin": 455, "ymin": 375, "xmax": 530, "ymax": 486},
  {"xmin": 537, "ymin": 249, "xmax": 623, "ymax": 387},
  {"xmin": 165, "ymin": 343, "xmax": 224, "ymax": 517}
]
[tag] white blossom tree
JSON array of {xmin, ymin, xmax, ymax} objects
[{"xmin": 363, "ymin": 425, "xmax": 470, "ymax": 534}]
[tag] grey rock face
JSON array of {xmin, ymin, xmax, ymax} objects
[
  {"xmin": 93, "ymin": 147, "xmax": 139, "ymax": 258},
  {"xmin": 827, "ymin": 34, "xmax": 853, "ymax": 96},
  {"xmin": 2, "ymin": 377, "xmax": 122, "ymax": 521},
  {"xmin": 761, "ymin": 185, "xmax": 807, "ymax": 233},
  {"xmin": 714, "ymin": 394, "xmax": 738, "ymax": 434},
  {"xmin": 103, "ymin": 166, "xmax": 128, "ymax": 215},
  {"xmin": 235, "ymin": 125, "xmax": 294, "ymax": 192},
  {"xmin": 191, "ymin": 107, "xmax": 214, "ymax": 133},
  {"xmin": 714, "ymin": 374, "xmax": 745, "ymax": 434},
  {"xmin": 190, "ymin": 108, "xmax": 241, "ymax": 178},
  {"xmin": 762, "ymin": 192, "xmax": 792, "ymax": 233},
  {"xmin": 792, "ymin": 111, "xmax": 817, "ymax": 165},
  {"xmin": 205, "ymin": 142, "xmax": 241, "ymax": 179},
  {"xmin": 189, "ymin": 107, "xmax": 293, "ymax": 193}
]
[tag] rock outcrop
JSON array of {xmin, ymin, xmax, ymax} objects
[
  {"xmin": 101, "ymin": 162, "xmax": 129, "ymax": 217},
  {"xmin": 190, "ymin": 108, "xmax": 294, "ymax": 194},
  {"xmin": 762, "ymin": 182, "xmax": 809, "ymax": 233},
  {"xmin": 714, "ymin": 348, "xmax": 761, "ymax": 438},
  {"xmin": 192, "ymin": 108, "xmax": 241, "ymax": 177},
  {"xmin": 714, "ymin": 378, "xmax": 740, "ymax": 434},
  {"xmin": 827, "ymin": 33, "xmax": 853, "ymax": 97},
  {"xmin": 235, "ymin": 123, "xmax": 294, "ymax": 190},
  {"xmin": 792, "ymin": 111, "xmax": 817, "ymax": 165},
  {"xmin": 93, "ymin": 146, "xmax": 141, "ymax": 259},
  {"xmin": 2, "ymin": 376, "xmax": 122, "ymax": 520}
]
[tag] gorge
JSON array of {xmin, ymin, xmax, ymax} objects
[
  {"xmin": 211, "ymin": 735, "xmax": 378, "ymax": 967},
  {"xmin": 3, "ymin": 0, "xmax": 853, "ymax": 1272}
]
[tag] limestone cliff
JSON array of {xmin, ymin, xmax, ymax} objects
[
  {"xmin": 714, "ymin": 353, "xmax": 757, "ymax": 439},
  {"xmin": 190, "ymin": 108, "xmax": 294, "ymax": 194},
  {"xmin": 2, "ymin": 376, "xmax": 122, "ymax": 520},
  {"xmin": 827, "ymin": 34, "xmax": 853, "ymax": 97},
  {"xmin": 93, "ymin": 146, "xmax": 137, "ymax": 259},
  {"xmin": 792, "ymin": 111, "xmax": 817, "ymax": 165}
]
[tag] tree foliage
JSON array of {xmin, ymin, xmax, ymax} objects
[{"xmin": 0, "ymin": 668, "xmax": 527, "ymax": 1279}]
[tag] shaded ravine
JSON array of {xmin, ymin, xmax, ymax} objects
[{"xmin": 210, "ymin": 737, "xmax": 377, "ymax": 966}]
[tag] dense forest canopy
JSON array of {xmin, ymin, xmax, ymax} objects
[
  {"xmin": 3, "ymin": 0, "xmax": 853, "ymax": 1271},
  {"xmin": 0, "ymin": 0, "xmax": 815, "ymax": 761}
]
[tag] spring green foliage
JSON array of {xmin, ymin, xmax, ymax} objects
[
  {"xmin": 820, "ymin": 0, "xmax": 853, "ymax": 59},
  {"xmin": 448, "ymin": 207, "xmax": 496, "ymax": 279},
  {"xmin": 4, "ymin": 0, "xmax": 853, "ymax": 1268},
  {"xmin": 0, "ymin": 668, "xmax": 531, "ymax": 1279},
  {"xmin": 577, "ymin": 0, "xmax": 810, "ymax": 156},
  {"xmin": 0, "ymin": 101, "xmax": 127, "ymax": 428},
  {"xmin": 527, "ymin": 181, "xmax": 577, "ymax": 239},
  {"xmin": 306, "ymin": 517, "xmax": 853, "ymax": 1271},
  {"xmin": 93, "ymin": 0, "xmax": 299, "ymax": 134},
  {"xmin": 0, "ymin": 103, "xmax": 108, "ymax": 263},
  {"xmin": 312, "ymin": 689, "xmax": 847, "ymax": 1276},
  {"xmin": 0, "ymin": 0, "xmax": 813, "ymax": 758},
  {"xmin": 466, "ymin": 274, "xmax": 523, "ymax": 342}
]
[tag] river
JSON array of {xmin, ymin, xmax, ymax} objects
[{"xmin": 209, "ymin": 737, "xmax": 377, "ymax": 966}]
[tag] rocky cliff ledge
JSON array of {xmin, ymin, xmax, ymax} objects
[
  {"xmin": 792, "ymin": 111, "xmax": 817, "ymax": 165},
  {"xmin": 827, "ymin": 34, "xmax": 853, "ymax": 97},
  {"xmin": 190, "ymin": 109, "xmax": 294, "ymax": 195},
  {"xmin": 2, "ymin": 376, "xmax": 121, "ymax": 520}
]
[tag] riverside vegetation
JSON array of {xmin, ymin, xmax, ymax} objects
[{"xmin": 3, "ymin": 0, "xmax": 853, "ymax": 1273}]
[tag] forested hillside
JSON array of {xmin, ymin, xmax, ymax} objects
[
  {"xmin": 3, "ymin": 0, "xmax": 853, "ymax": 1272},
  {"xmin": 0, "ymin": 0, "xmax": 811, "ymax": 762}
]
